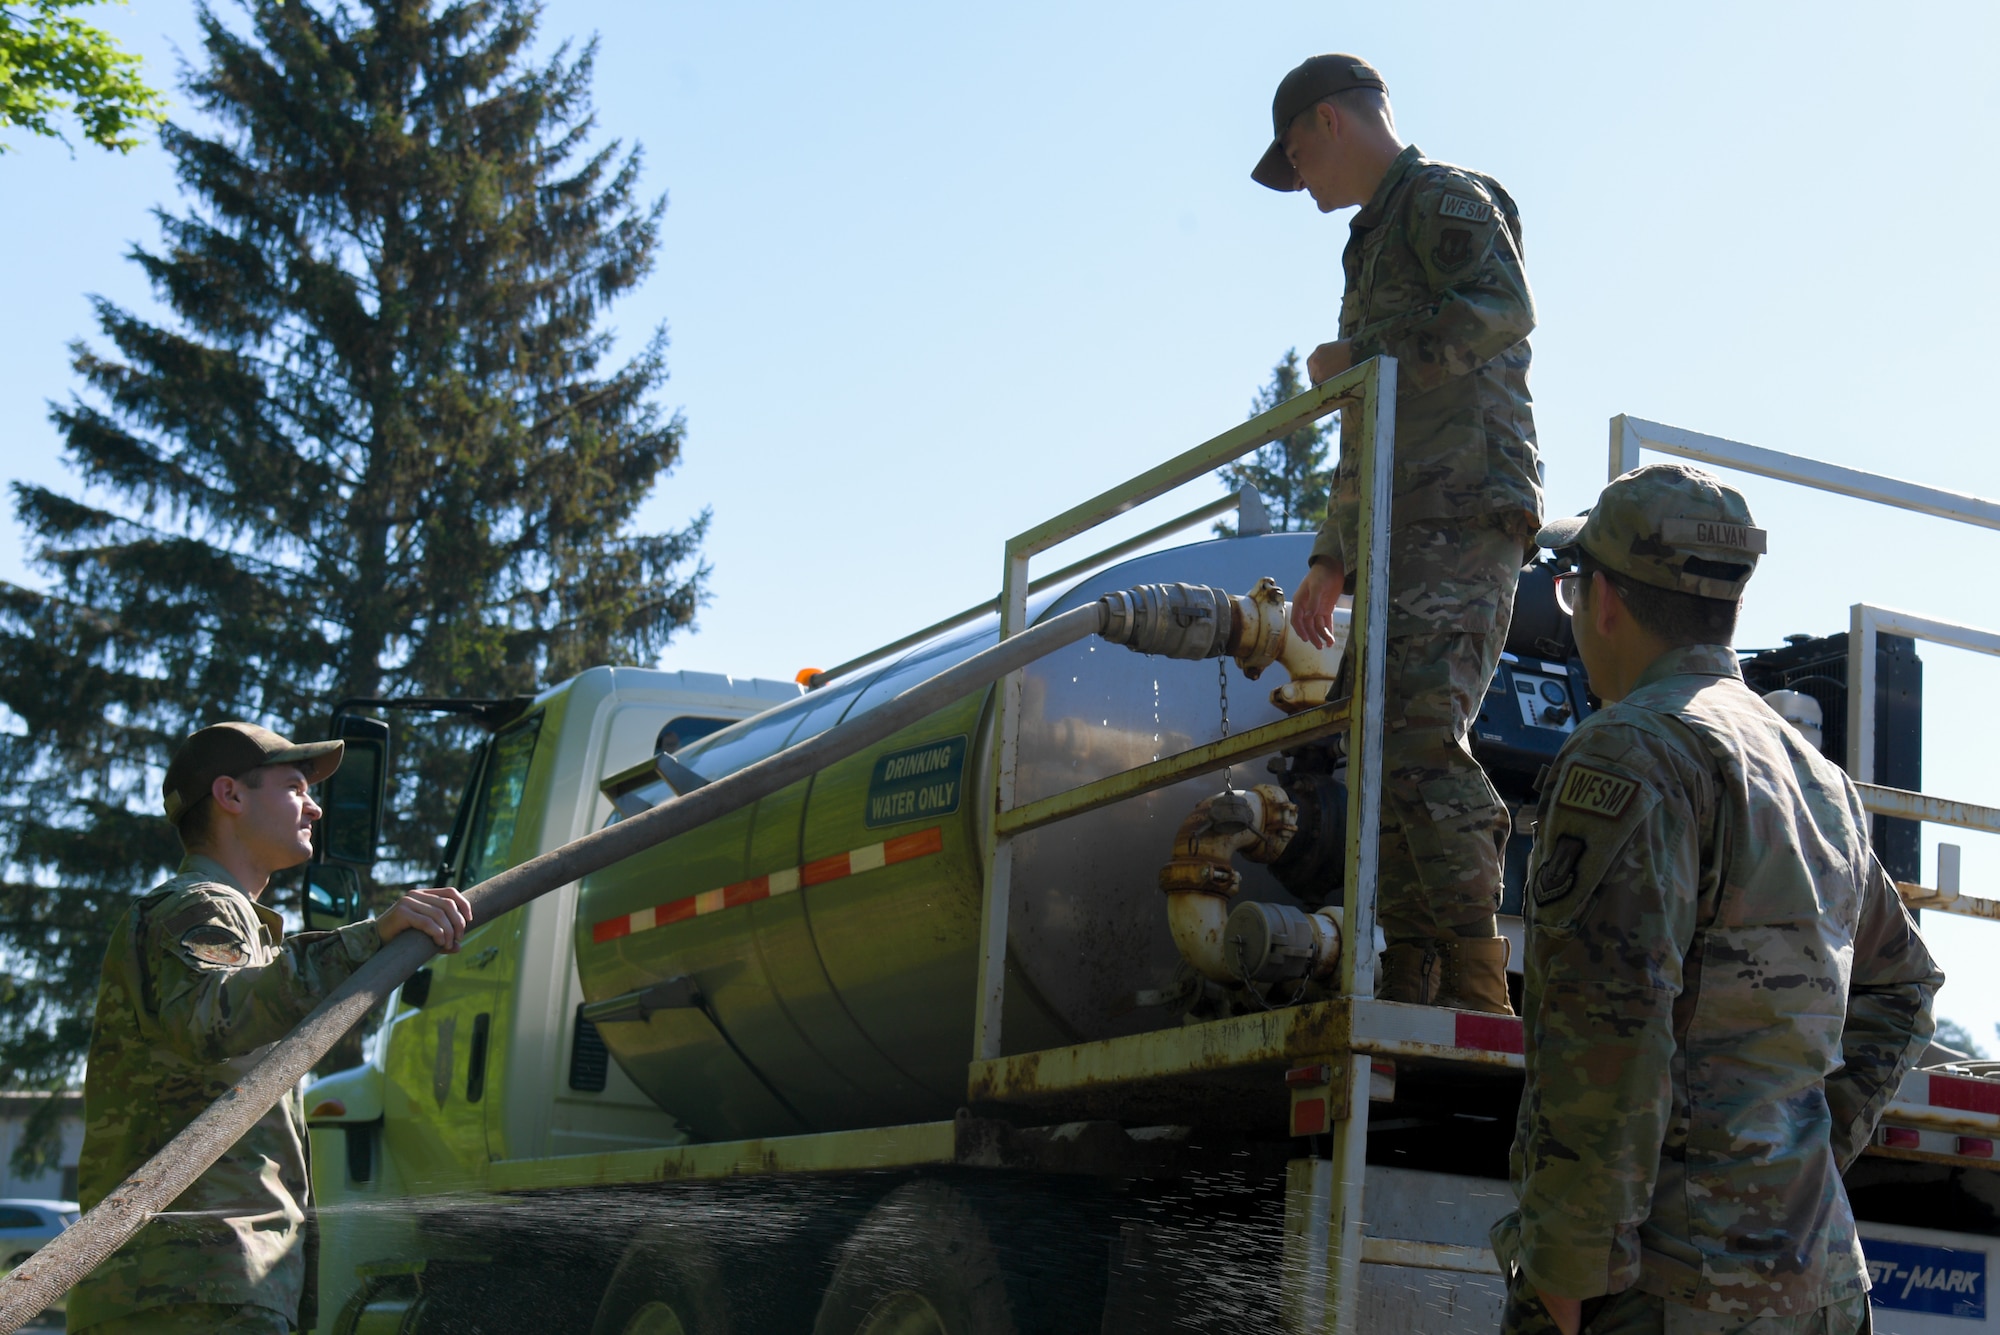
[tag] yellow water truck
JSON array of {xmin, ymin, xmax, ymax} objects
[{"xmin": 95, "ymin": 364, "xmax": 1976, "ymax": 1335}]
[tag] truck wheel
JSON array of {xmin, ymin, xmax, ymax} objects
[
  {"xmin": 810, "ymin": 1180, "xmax": 1021, "ymax": 1335},
  {"xmin": 590, "ymin": 1223, "xmax": 735, "ymax": 1335}
]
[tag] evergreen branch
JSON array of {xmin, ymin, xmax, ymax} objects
[{"xmin": 0, "ymin": 0, "xmax": 166, "ymax": 153}]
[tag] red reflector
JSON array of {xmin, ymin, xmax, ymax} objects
[
  {"xmin": 1292, "ymin": 1097, "xmax": 1328, "ymax": 1137},
  {"xmin": 1286, "ymin": 1063, "xmax": 1332, "ymax": 1087},
  {"xmin": 1930, "ymin": 1073, "xmax": 2000, "ymax": 1116},
  {"xmin": 1454, "ymin": 1013, "xmax": 1524, "ymax": 1054},
  {"xmin": 1959, "ymin": 1137, "xmax": 1995, "ymax": 1159},
  {"xmin": 1881, "ymin": 1126, "xmax": 1921, "ymax": 1149},
  {"xmin": 308, "ymin": 1099, "xmax": 347, "ymax": 1119}
]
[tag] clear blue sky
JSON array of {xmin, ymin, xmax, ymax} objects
[{"xmin": 5, "ymin": 2, "xmax": 1998, "ymax": 1044}]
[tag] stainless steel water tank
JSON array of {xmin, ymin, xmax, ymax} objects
[{"xmin": 574, "ymin": 533, "xmax": 1319, "ymax": 1140}]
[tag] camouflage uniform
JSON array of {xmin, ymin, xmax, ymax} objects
[
  {"xmin": 1500, "ymin": 1271, "xmax": 1871, "ymax": 1335},
  {"xmin": 1330, "ymin": 515, "xmax": 1530, "ymax": 944},
  {"xmin": 70, "ymin": 854, "xmax": 381, "ymax": 1334},
  {"xmin": 1493, "ymin": 465, "xmax": 1941, "ymax": 1332},
  {"xmin": 1313, "ymin": 143, "xmax": 1543, "ymax": 947}
]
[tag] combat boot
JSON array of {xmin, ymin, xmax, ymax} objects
[
  {"xmin": 1433, "ymin": 936, "xmax": 1514, "ymax": 1015},
  {"xmin": 1375, "ymin": 941, "xmax": 1439, "ymax": 1005}
]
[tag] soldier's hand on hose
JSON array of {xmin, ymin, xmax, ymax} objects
[
  {"xmin": 1305, "ymin": 338, "xmax": 1353, "ymax": 384},
  {"xmin": 1290, "ymin": 558, "xmax": 1345, "ymax": 649},
  {"xmin": 376, "ymin": 886, "xmax": 473, "ymax": 953}
]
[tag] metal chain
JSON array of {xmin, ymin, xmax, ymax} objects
[{"xmin": 1217, "ymin": 658, "xmax": 1232, "ymax": 791}]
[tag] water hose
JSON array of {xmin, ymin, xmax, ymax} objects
[{"xmin": 0, "ymin": 599, "xmax": 1115, "ymax": 1332}]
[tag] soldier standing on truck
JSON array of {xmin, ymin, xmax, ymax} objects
[
  {"xmin": 1255, "ymin": 53, "xmax": 1543, "ymax": 1011},
  {"xmin": 1493, "ymin": 465, "xmax": 1942, "ymax": 1335},
  {"xmin": 69, "ymin": 722, "xmax": 472, "ymax": 1335}
]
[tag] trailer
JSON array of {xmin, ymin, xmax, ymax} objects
[{"xmin": 296, "ymin": 361, "xmax": 2000, "ymax": 1334}]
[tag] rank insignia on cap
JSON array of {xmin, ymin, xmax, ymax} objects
[
  {"xmin": 1437, "ymin": 193, "xmax": 1490, "ymax": 222},
  {"xmin": 180, "ymin": 924, "xmax": 250, "ymax": 968},
  {"xmin": 1556, "ymin": 764, "xmax": 1640, "ymax": 819}
]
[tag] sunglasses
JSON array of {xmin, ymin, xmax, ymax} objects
[{"xmin": 1553, "ymin": 569, "xmax": 1588, "ymax": 616}]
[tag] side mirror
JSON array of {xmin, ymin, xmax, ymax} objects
[
  {"xmin": 320, "ymin": 715, "xmax": 390, "ymax": 868},
  {"xmin": 305, "ymin": 862, "xmax": 363, "ymax": 933}
]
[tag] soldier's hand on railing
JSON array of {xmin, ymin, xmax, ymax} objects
[
  {"xmin": 1306, "ymin": 339, "xmax": 1353, "ymax": 384},
  {"xmin": 376, "ymin": 886, "xmax": 473, "ymax": 953},
  {"xmin": 1290, "ymin": 559, "xmax": 1345, "ymax": 649}
]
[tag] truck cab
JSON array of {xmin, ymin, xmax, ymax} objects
[{"xmin": 303, "ymin": 667, "xmax": 801, "ymax": 1321}]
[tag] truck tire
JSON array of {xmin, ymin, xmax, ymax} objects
[
  {"xmin": 810, "ymin": 1180, "xmax": 1025, "ymax": 1335},
  {"xmin": 590, "ymin": 1222, "xmax": 735, "ymax": 1335}
]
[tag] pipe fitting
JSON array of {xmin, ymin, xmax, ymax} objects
[
  {"xmin": 1269, "ymin": 624, "xmax": 1345, "ymax": 715},
  {"xmin": 1222, "ymin": 900, "xmax": 1342, "ymax": 984},
  {"xmin": 1229, "ymin": 577, "xmax": 1344, "ymax": 714},
  {"xmin": 1099, "ymin": 582, "xmax": 1236, "ymax": 660},
  {"xmin": 1227, "ymin": 577, "xmax": 1289, "ymax": 680},
  {"xmin": 1101, "ymin": 578, "xmax": 1347, "ymax": 716},
  {"xmin": 1157, "ymin": 783, "xmax": 1299, "ymax": 982}
]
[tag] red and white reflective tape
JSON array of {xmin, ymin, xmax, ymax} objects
[
  {"xmin": 1453, "ymin": 1012, "xmax": 1524, "ymax": 1055},
  {"xmin": 591, "ymin": 826, "xmax": 945, "ymax": 945},
  {"xmin": 1927, "ymin": 1071, "xmax": 2000, "ymax": 1117}
]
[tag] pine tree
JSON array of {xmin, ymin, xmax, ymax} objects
[
  {"xmin": 0, "ymin": 0, "xmax": 708, "ymax": 1139},
  {"xmin": 1215, "ymin": 349, "xmax": 1335, "ymax": 536}
]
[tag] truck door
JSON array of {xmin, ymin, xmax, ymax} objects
[{"xmin": 382, "ymin": 717, "xmax": 542, "ymax": 1181}]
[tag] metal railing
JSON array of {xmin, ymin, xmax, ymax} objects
[
  {"xmin": 1608, "ymin": 416, "xmax": 2000, "ymax": 531},
  {"xmin": 1846, "ymin": 606, "xmax": 2000, "ymax": 785},
  {"xmin": 1609, "ymin": 414, "xmax": 2000, "ymax": 911},
  {"xmin": 806, "ymin": 486, "xmax": 1272, "ymax": 690},
  {"xmin": 970, "ymin": 356, "xmax": 1396, "ymax": 1335}
]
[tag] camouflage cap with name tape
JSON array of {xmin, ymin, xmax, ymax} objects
[
  {"xmin": 161, "ymin": 721, "xmax": 343, "ymax": 825},
  {"xmin": 1536, "ymin": 462, "xmax": 1766, "ymax": 600},
  {"xmin": 1251, "ymin": 53, "xmax": 1389, "ymax": 192}
]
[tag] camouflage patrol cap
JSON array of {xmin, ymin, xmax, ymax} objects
[
  {"xmin": 1536, "ymin": 462, "xmax": 1767, "ymax": 600},
  {"xmin": 162, "ymin": 722, "xmax": 343, "ymax": 826},
  {"xmin": 1252, "ymin": 54, "xmax": 1389, "ymax": 192}
]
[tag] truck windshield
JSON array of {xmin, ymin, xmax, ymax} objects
[{"xmin": 461, "ymin": 718, "xmax": 541, "ymax": 888}]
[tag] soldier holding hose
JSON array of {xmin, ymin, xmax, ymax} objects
[
  {"xmin": 69, "ymin": 723, "xmax": 470, "ymax": 1335},
  {"xmin": 1254, "ymin": 54, "xmax": 1542, "ymax": 1011}
]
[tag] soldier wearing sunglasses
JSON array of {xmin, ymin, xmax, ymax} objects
[{"xmin": 1494, "ymin": 463, "xmax": 1939, "ymax": 1335}]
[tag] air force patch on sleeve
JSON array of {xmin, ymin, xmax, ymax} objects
[
  {"xmin": 1437, "ymin": 192, "xmax": 1491, "ymax": 222},
  {"xmin": 180, "ymin": 924, "xmax": 250, "ymax": 969},
  {"xmin": 1532, "ymin": 835, "xmax": 1586, "ymax": 906},
  {"xmin": 1433, "ymin": 227, "xmax": 1475, "ymax": 271},
  {"xmin": 1555, "ymin": 764, "xmax": 1641, "ymax": 819}
]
